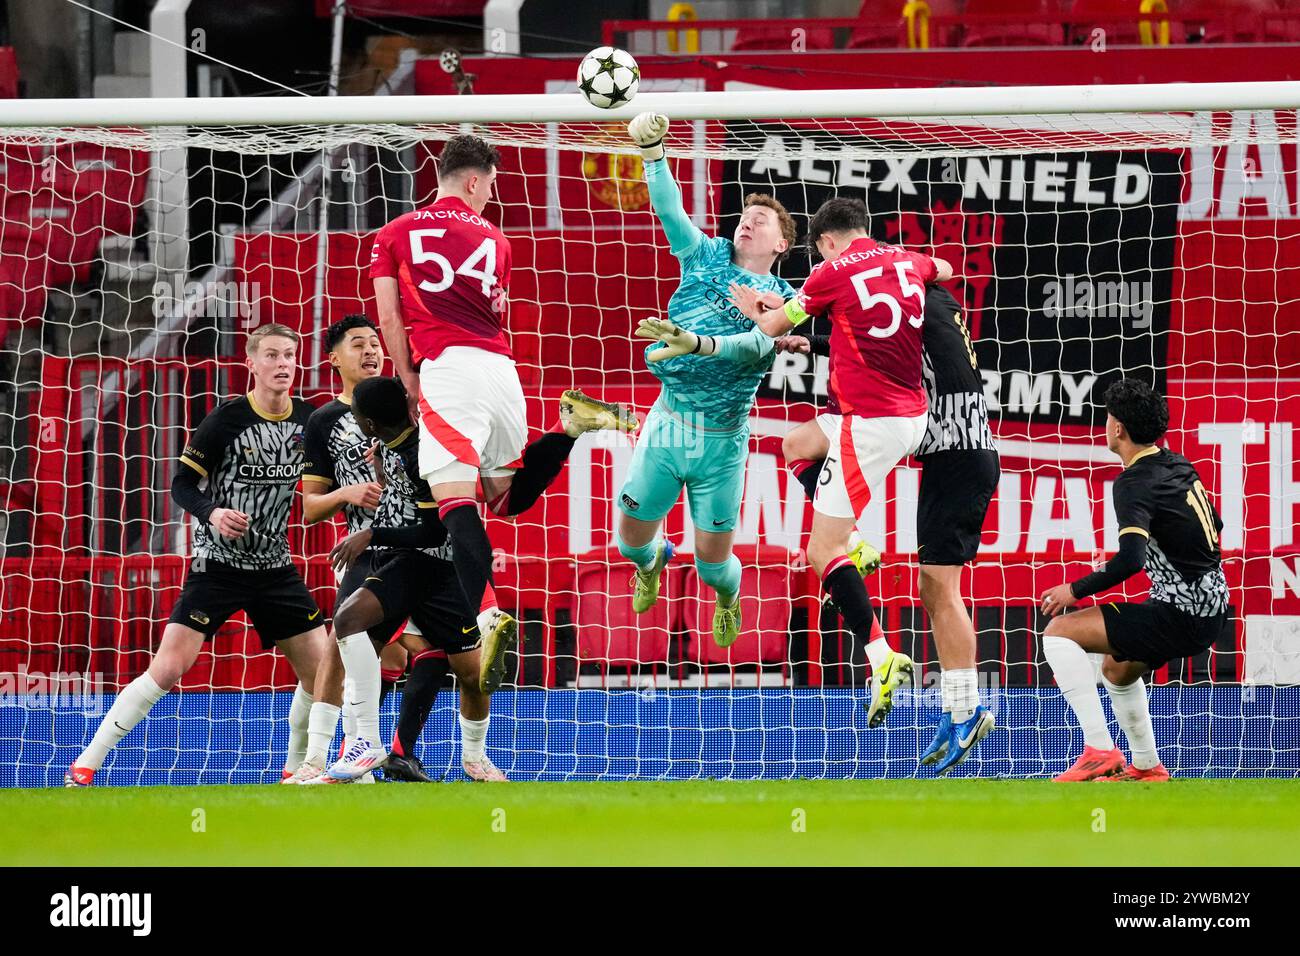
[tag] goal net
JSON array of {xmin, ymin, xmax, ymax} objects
[{"xmin": 1, "ymin": 84, "xmax": 1298, "ymax": 785}]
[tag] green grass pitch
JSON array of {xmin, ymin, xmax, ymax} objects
[{"xmin": 3, "ymin": 779, "xmax": 1297, "ymax": 866}]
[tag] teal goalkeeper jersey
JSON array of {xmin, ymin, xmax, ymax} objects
[{"xmin": 642, "ymin": 159, "xmax": 797, "ymax": 430}]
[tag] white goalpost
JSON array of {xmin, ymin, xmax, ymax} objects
[{"xmin": 0, "ymin": 81, "xmax": 1297, "ymax": 785}]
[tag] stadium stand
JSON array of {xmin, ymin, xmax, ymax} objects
[{"xmin": 959, "ymin": 0, "xmax": 1066, "ymax": 47}]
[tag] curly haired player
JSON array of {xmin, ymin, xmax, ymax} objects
[{"xmin": 620, "ymin": 112, "xmax": 798, "ymax": 649}]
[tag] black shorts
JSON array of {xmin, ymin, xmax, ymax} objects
[
  {"xmin": 169, "ymin": 560, "xmax": 322, "ymax": 649},
  {"xmin": 335, "ymin": 548, "xmax": 479, "ymax": 656},
  {"xmin": 916, "ymin": 448, "xmax": 1000, "ymax": 565},
  {"xmin": 1101, "ymin": 600, "xmax": 1231, "ymax": 669},
  {"xmin": 335, "ymin": 550, "xmax": 407, "ymax": 647}
]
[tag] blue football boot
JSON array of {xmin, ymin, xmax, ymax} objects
[
  {"xmin": 920, "ymin": 712, "xmax": 953, "ymax": 767},
  {"xmin": 932, "ymin": 705, "xmax": 995, "ymax": 777}
]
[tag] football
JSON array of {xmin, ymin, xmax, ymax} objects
[{"xmin": 577, "ymin": 46, "xmax": 640, "ymax": 109}]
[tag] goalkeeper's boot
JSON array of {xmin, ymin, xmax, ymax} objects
[
  {"xmin": 933, "ymin": 706, "xmax": 995, "ymax": 777},
  {"xmin": 847, "ymin": 531, "xmax": 882, "ymax": 578},
  {"xmin": 560, "ymin": 389, "xmax": 638, "ymax": 437},
  {"xmin": 325, "ymin": 738, "xmax": 388, "ymax": 782},
  {"xmin": 631, "ymin": 539, "xmax": 674, "ymax": 614},
  {"xmin": 463, "ymin": 756, "xmax": 508, "ymax": 782},
  {"xmin": 478, "ymin": 608, "xmax": 518, "ymax": 695},
  {"xmin": 920, "ymin": 712, "xmax": 953, "ymax": 766},
  {"xmin": 1099, "ymin": 762, "xmax": 1170, "ymax": 783},
  {"xmin": 1052, "ymin": 745, "xmax": 1127, "ymax": 782},
  {"xmin": 385, "ymin": 753, "xmax": 435, "ymax": 783},
  {"xmin": 712, "ymin": 591, "xmax": 742, "ymax": 649},
  {"xmin": 64, "ymin": 765, "xmax": 95, "ymax": 787},
  {"xmin": 282, "ymin": 759, "xmax": 326, "ymax": 784},
  {"xmin": 864, "ymin": 649, "xmax": 914, "ymax": 729}
]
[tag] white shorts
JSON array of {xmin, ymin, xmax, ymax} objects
[
  {"xmin": 813, "ymin": 413, "xmax": 927, "ymax": 519},
  {"xmin": 417, "ymin": 346, "xmax": 528, "ymax": 486}
]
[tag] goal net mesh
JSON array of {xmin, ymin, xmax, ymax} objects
[{"xmin": 1, "ymin": 104, "xmax": 1297, "ymax": 785}]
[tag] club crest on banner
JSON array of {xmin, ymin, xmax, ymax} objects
[{"xmin": 581, "ymin": 143, "xmax": 650, "ymax": 211}]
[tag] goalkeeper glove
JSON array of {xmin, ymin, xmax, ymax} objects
[
  {"xmin": 636, "ymin": 317, "xmax": 718, "ymax": 362},
  {"xmin": 628, "ymin": 112, "xmax": 669, "ymax": 163}
]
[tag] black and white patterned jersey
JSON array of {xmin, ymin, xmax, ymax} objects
[
  {"xmin": 179, "ymin": 394, "xmax": 314, "ymax": 571},
  {"xmin": 916, "ymin": 285, "xmax": 997, "ymax": 457},
  {"xmin": 1114, "ymin": 446, "xmax": 1229, "ymax": 617},
  {"xmin": 373, "ymin": 425, "xmax": 453, "ymax": 561},
  {"xmin": 301, "ymin": 396, "xmax": 375, "ymax": 536}
]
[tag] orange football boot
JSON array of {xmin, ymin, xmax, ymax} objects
[
  {"xmin": 1100, "ymin": 762, "xmax": 1171, "ymax": 782},
  {"xmin": 64, "ymin": 765, "xmax": 95, "ymax": 787},
  {"xmin": 1053, "ymin": 745, "xmax": 1126, "ymax": 782}
]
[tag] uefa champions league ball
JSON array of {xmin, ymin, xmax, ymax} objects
[{"xmin": 577, "ymin": 46, "xmax": 640, "ymax": 109}]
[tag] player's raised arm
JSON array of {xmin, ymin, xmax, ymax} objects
[
  {"xmin": 728, "ymin": 282, "xmax": 801, "ymax": 337},
  {"xmin": 173, "ymin": 408, "xmax": 249, "ymax": 540},
  {"xmin": 1040, "ymin": 472, "xmax": 1151, "ymax": 617},
  {"xmin": 300, "ymin": 408, "xmax": 383, "ymax": 525},
  {"xmin": 373, "ymin": 274, "xmax": 419, "ymax": 423},
  {"xmin": 301, "ymin": 476, "xmax": 382, "ymax": 525},
  {"xmin": 635, "ymin": 316, "xmax": 774, "ymax": 364},
  {"xmin": 629, "ymin": 112, "xmax": 705, "ymax": 258}
]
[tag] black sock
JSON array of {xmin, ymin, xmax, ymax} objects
[
  {"xmin": 494, "ymin": 431, "xmax": 576, "ymax": 516},
  {"xmin": 792, "ymin": 458, "xmax": 825, "ymax": 501},
  {"xmin": 823, "ymin": 562, "xmax": 875, "ymax": 642},
  {"xmin": 379, "ymin": 679, "xmax": 396, "ymax": 709},
  {"xmin": 395, "ymin": 652, "xmax": 447, "ymax": 757},
  {"xmin": 439, "ymin": 499, "xmax": 497, "ymax": 613}
]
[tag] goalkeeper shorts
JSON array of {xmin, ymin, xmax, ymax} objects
[{"xmin": 616, "ymin": 400, "xmax": 749, "ymax": 533}]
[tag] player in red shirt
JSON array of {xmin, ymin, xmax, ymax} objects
[
  {"xmin": 732, "ymin": 197, "xmax": 952, "ymax": 728},
  {"xmin": 372, "ymin": 135, "xmax": 633, "ymax": 701}
]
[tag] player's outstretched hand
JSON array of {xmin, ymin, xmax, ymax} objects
[
  {"xmin": 728, "ymin": 282, "xmax": 764, "ymax": 319},
  {"xmin": 209, "ymin": 508, "xmax": 250, "ymax": 540},
  {"xmin": 628, "ymin": 112, "xmax": 668, "ymax": 162},
  {"xmin": 636, "ymin": 316, "xmax": 699, "ymax": 362},
  {"xmin": 342, "ymin": 480, "xmax": 383, "ymax": 510},
  {"xmin": 1040, "ymin": 583, "xmax": 1078, "ymax": 618},
  {"xmin": 774, "ymin": 336, "xmax": 811, "ymax": 354},
  {"xmin": 398, "ymin": 371, "xmax": 420, "ymax": 429},
  {"xmin": 330, "ymin": 528, "xmax": 373, "ymax": 574}
]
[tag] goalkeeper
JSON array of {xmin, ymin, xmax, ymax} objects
[{"xmin": 619, "ymin": 112, "xmax": 797, "ymax": 647}]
